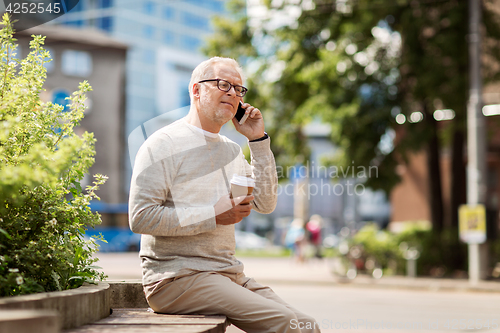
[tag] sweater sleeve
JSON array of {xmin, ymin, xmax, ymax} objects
[
  {"xmin": 128, "ymin": 134, "xmax": 217, "ymax": 236},
  {"xmin": 247, "ymin": 137, "xmax": 278, "ymax": 214}
]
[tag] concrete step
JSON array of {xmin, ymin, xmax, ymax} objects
[
  {"xmin": 63, "ymin": 308, "xmax": 229, "ymax": 333},
  {"xmin": 0, "ymin": 283, "xmax": 110, "ymax": 330},
  {"xmin": 0, "ymin": 309, "xmax": 60, "ymax": 333}
]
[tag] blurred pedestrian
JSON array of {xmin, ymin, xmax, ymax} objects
[
  {"xmin": 306, "ymin": 214, "xmax": 323, "ymax": 259},
  {"xmin": 285, "ymin": 218, "xmax": 306, "ymax": 263}
]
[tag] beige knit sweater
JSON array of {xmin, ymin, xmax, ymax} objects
[{"xmin": 129, "ymin": 118, "xmax": 278, "ymax": 285}]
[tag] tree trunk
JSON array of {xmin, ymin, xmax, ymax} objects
[
  {"xmin": 424, "ymin": 103, "xmax": 444, "ymax": 233},
  {"xmin": 450, "ymin": 129, "xmax": 466, "ymax": 229}
]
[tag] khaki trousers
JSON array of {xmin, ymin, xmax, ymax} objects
[{"xmin": 144, "ymin": 271, "xmax": 321, "ymax": 333}]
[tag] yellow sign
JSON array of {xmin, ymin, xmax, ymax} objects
[{"xmin": 459, "ymin": 204, "xmax": 486, "ymax": 244}]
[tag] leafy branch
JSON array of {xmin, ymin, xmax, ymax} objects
[{"xmin": 0, "ymin": 14, "xmax": 107, "ymax": 296}]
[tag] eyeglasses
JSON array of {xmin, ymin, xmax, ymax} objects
[{"xmin": 197, "ymin": 79, "xmax": 248, "ymax": 97}]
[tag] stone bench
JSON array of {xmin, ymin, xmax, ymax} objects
[
  {"xmin": 63, "ymin": 280, "xmax": 229, "ymax": 333},
  {"xmin": 0, "ymin": 281, "xmax": 228, "ymax": 333},
  {"xmin": 63, "ymin": 308, "xmax": 228, "ymax": 333}
]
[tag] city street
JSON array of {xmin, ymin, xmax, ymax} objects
[
  {"xmin": 95, "ymin": 253, "xmax": 500, "ymax": 333},
  {"xmin": 250, "ymin": 285, "xmax": 500, "ymax": 333}
]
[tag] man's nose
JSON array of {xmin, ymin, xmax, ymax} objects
[{"xmin": 226, "ymin": 86, "xmax": 237, "ymax": 96}]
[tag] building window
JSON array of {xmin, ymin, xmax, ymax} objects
[
  {"xmin": 180, "ymin": 35, "xmax": 200, "ymax": 51},
  {"xmin": 64, "ymin": 20, "xmax": 84, "ymax": 27},
  {"xmin": 61, "ymin": 50, "xmax": 92, "ymax": 77},
  {"xmin": 143, "ymin": 25, "xmax": 154, "ymax": 38},
  {"xmin": 186, "ymin": 0, "xmax": 224, "ymax": 12},
  {"xmin": 99, "ymin": 16, "xmax": 113, "ymax": 32},
  {"xmin": 163, "ymin": 6, "xmax": 174, "ymax": 20},
  {"xmin": 163, "ymin": 30, "xmax": 174, "ymax": 45},
  {"xmin": 52, "ymin": 88, "xmax": 71, "ymax": 112},
  {"xmin": 181, "ymin": 12, "xmax": 208, "ymax": 30},
  {"xmin": 144, "ymin": 1, "xmax": 155, "ymax": 14},
  {"xmin": 98, "ymin": 0, "xmax": 112, "ymax": 8}
]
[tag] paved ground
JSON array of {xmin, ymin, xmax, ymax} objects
[
  {"xmin": 95, "ymin": 253, "xmax": 500, "ymax": 333},
  {"xmin": 251, "ymin": 284, "xmax": 500, "ymax": 333},
  {"xmin": 95, "ymin": 252, "xmax": 500, "ymax": 293}
]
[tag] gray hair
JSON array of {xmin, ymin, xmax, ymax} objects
[{"xmin": 189, "ymin": 57, "xmax": 245, "ymax": 102}]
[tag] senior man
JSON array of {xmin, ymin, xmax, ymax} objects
[{"xmin": 129, "ymin": 57, "xmax": 320, "ymax": 333}]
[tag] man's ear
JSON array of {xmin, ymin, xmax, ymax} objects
[{"xmin": 192, "ymin": 83, "xmax": 201, "ymax": 98}]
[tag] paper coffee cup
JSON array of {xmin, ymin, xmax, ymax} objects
[{"xmin": 230, "ymin": 175, "xmax": 255, "ymax": 203}]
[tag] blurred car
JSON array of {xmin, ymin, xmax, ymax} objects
[
  {"xmin": 234, "ymin": 230, "xmax": 271, "ymax": 250},
  {"xmin": 86, "ymin": 228, "xmax": 271, "ymax": 252},
  {"xmin": 84, "ymin": 227, "xmax": 140, "ymax": 252}
]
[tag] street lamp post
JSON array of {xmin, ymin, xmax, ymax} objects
[{"xmin": 467, "ymin": 0, "xmax": 487, "ymax": 285}]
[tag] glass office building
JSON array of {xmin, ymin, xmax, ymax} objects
[{"xmin": 52, "ymin": 0, "xmax": 227, "ymax": 192}]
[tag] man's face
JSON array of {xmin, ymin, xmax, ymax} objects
[{"xmin": 196, "ymin": 64, "xmax": 243, "ymax": 126}]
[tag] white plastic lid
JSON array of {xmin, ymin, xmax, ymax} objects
[{"xmin": 230, "ymin": 174, "xmax": 255, "ymax": 187}]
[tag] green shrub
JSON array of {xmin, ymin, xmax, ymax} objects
[
  {"xmin": 0, "ymin": 14, "xmax": 107, "ymax": 297},
  {"xmin": 349, "ymin": 223, "xmax": 468, "ymax": 276},
  {"xmin": 492, "ymin": 239, "xmax": 500, "ymax": 263},
  {"xmin": 395, "ymin": 226, "xmax": 467, "ymax": 276},
  {"xmin": 352, "ymin": 223, "xmax": 402, "ymax": 274}
]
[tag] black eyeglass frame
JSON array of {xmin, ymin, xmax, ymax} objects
[{"xmin": 197, "ymin": 79, "xmax": 248, "ymax": 97}]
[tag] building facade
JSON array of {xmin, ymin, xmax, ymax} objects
[
  {"xmin": 50, "ymin": 0, "xmax": 227, "ymax": 198},
  {"xmin": 16, "ymin": 25, "xmax": 128, "ymax": 225},
  {"xmin": 390, "ymin": 86, "xmax": 500, "ymax": 240}
]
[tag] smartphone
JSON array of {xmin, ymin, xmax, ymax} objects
[{"xmin": 234, "ymin": 102, "xmax": 249, "ymax": 125}]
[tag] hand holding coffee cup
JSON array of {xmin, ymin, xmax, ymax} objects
[{"xmin": 230, "ymin": 174, "xmax": 255, "ymax": 205}]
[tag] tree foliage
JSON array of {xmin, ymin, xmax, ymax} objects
[
  {"xmin": 205, "ymin": 0, "xmax": 406, "ymax": 191},
  {"xmin": 204, "ymin": 0, "xmax": 500, "ymax": 232},
  {"xmin": 0, "ymin": 14, "xmax": 107, "ymax": 296}
]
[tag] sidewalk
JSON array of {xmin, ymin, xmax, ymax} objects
[
  {"xmin": 95, "ymin": 253, "xmax": 500, "ymax": 293},
  {"xmin": 241, "ymin": 257, "xmax": 500, "ymax": 293}
]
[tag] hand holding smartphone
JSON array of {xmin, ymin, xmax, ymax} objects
[{"xmin": 234, "ymin": 102, "xmax": 249, "ymax": 125}]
